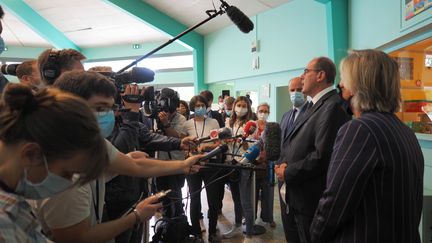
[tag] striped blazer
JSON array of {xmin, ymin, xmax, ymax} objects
[{"xmin": 310, "ymin": 112, "xmax": 424, "ymax": 243}]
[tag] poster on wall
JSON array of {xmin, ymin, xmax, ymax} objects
[
  {"xmin": 405, "ymin": 0, "xmax": 432, "ymax": 20},
  {"xmin": 394, "ymin": 57, "xmax": 414, "ymax": 80}
]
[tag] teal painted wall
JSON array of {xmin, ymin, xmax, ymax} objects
[
  {"xmin": 205, "ymin": 0, "xmax": 328, "ymax": 84},
  {"xmin": 205, "ymin": 0, "xmax": 328, "ymax": 122},
  {"xmin": 350, "ymin": 0, "xmax": 432, "ymax": 49}
]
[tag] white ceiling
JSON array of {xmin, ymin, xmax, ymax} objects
[
  {"xmin": 2, "ymin": 9, "xmax": 51, "ymax": 47},
  {"xmin": 144, "ymin": 0, "xmax": 292, "ymax": 34},
  {"xmin": 1, "ymin": 0, "xmax": 291, "ymax": 49}
]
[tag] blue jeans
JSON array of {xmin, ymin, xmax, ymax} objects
[{"xmin": 239, "ymin": 170, "xmax": 255, "ymax": 235}]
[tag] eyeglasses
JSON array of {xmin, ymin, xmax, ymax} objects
[
  {"xmin": 303, "ymin": 68, "xmax": 322, "ymax": 74},
  {"xmin": 92, "ymin": 104, "xmax": 120, "ymax": 115}
]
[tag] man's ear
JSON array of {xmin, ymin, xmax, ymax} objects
[
  {"xmin": 20, "ymin": 143, "xmax": 44, "ymax": 168},
  {"xmin": 316, "ymin": 71, "xmax": 326, "ymax": 83}
]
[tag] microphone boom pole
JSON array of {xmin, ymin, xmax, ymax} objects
[{"xmin": 117, "ymin": 6, "xmax": 226, "ymax": 74}]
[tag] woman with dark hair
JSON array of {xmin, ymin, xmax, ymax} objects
[
  {"xmin": 0, "ymin": 84, "xmax": 161, "ymax": 241},
  {"xmin": 181, "ymin": 95, "xmax": 223, "ymax": 242},
  {"xmin": 310, "ymin": 49, "xmax": 424, "ymax": 243},
  {"xmin": 177, "ymin": 100, "xmax": 190, "ymax": 120}
]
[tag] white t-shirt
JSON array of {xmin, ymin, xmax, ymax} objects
[
  {"xmin": 157, "ymin": 113, "xmax": 186, "ymax": 160},
  {"xmin": 35, "ymin": 140, "xmax": 118, "ymax": 242},
  {"xmin": 182, "ymin": 118, "xmax": 220, "ymax": 139},
  {"xmin": 226, "ymin": 121, "xmax": 250, "ymax": 162}
]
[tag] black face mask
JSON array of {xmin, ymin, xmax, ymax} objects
[{"xmin": 336, "ymin": 84, "xmax": 353, "ymax": 116}]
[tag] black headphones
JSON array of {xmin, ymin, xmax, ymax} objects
[{"xmin": 41, "ymin": 49, "xmax": 61, "ymax": 84}]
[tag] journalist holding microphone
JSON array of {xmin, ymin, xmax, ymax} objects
[
  {"xmin": 0, "ymin": 84, "xmax": 161, "ymax": 241},
  {"xmin": 32, "ymin": 71, "xmax": 203, "ymax": 243},
  {"xmin": 181, "ymin": 95, "xmax": 223, "ymax": 242}
]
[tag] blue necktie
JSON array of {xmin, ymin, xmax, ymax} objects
[{"xmin": 287, "ymin": 108, "xmax": 297, "ymax": 130}]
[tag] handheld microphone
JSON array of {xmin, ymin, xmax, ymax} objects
[
  {"xmin": 199, "ymin": 127, "xmax": 233, "ymax": 143},
  {"xmin": 221, "ymin": 1, "xmax": 254, "ymax": 33},
  {"xmin": 238, "ymin": 143, "xmax": 261, "ymax": 165},
  {"xmin": 263, "ymin": 122, "xmax": 281, "ymax": 161},
  {"xmin": 243, "ymin": 121, "xmax": 257, "ymax": 139},
  {"xmin": 198, "ymin": 144, "xmax": 228, "ymax": 162}
]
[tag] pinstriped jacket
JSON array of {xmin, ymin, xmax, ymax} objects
[{"xmin": 311, "ymin": 112, "xmax": 424, "ymax": 243}]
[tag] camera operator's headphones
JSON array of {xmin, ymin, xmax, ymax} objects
[
  {"xmin": 159, "ymin": 88, "xmax": 180, "ymax": 113},
  {"xmin": 41, "ymin": 49, "xmax": 61, "ymax": 84}
]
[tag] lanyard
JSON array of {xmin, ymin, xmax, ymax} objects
[
  {"xmin": 193, "ymin": 118, "xmax": 206, "ymax": 138},
  {"xmin": 92, "ymin": 180, "xmax": 100, "ymax": 223}
]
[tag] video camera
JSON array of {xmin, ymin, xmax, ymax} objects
[
  {"xmin": 99, "ymin": 67, "xmax": 155, "ymax": 104},
  {"xmin": 1, "ymin": 63, "xmax": 20, "ymax": 76},
  {"xmin": 141, "ymin": 87, "xmax": 179, "ymax": 119}
]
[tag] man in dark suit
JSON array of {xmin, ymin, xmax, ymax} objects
[
  {"xmin": 275, "ymin": 57, "xmax": 350, "ymax": 243},
  {"xmin": 277, "ymin": 76, "xmax": 308, "ymax": 242},
  {"xmin": 310, "ymin": 49, "xmax": 423, "ymax": 243}
]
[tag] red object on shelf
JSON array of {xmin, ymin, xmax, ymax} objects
[{"xmin": 405, "ymin": 101, "xmax": 428, "ymax": 112}]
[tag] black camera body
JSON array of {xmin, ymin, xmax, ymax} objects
[
  {"xmin": 100, "ymin": 67, "xmax": 155, "ymax": 104},
  {"xmin": 142, "ymin": 87, "xmax": 179, "ymax": 119}
]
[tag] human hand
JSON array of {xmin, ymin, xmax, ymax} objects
[
  {"xmin": 122, "ymin": 84, "xmax": 144, "ymax": 112},
  {"xmin": 183, "ymin": 154, "xmax": 205, "ymax": 174},
  {"xmin": 127, "ymin": 151, "xmax": 149, "ymax": 159},
  {"xmin": 275, "ymin": 163, "xmax": 287, "ymax": 181},
  {"xmin": 158, "ymin": 111, "xmax": 169, "ymax": 126},
  {"xmin": 135, "ymin": 195, "xmax": 162, "ymax": 222},
  {"xmin": 180, "ymin": 136, "xmax": 198, "ymax": 151}
]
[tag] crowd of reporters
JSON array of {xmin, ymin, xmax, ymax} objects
[{"xmin": 0, "ymin": 4, "xmax": 425, "ymax": 243}]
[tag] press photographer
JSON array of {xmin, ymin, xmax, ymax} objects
[{"xmin": 153, "ymin": 88, "xmax": 186, "ymax": 215}]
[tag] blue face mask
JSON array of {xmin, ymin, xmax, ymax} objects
[
  {"xmin": 0, "ymin": 37, "xmax": 4, "ymax": 55},
  {"xmin": 225, "ymin": 110, "xmax": 232, "ymax": 117},
  {"xmin": 95, "ymin": 110, "xmax": 115, "ymax": 138},
  {"xmin": 194, "ymin": 107, "xmax": 207, "ymax": 117},
  {"xmin": 15, "ymin": 155, "xmax": 73, "ymax": 199},
  {"xmin": 290, "ymin": 91, "xmax": 305, "ymax": 107}
]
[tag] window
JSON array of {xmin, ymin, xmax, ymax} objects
[
  {"xmin": 84, "ymin": 54, "xmax": 193, "ymax": 72},
  {"xmin": 391, "ymin": 38, "xmax": 432, "ymax": 134}
]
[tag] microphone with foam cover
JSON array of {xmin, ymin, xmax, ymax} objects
[
  {"xmin": 263, "ymin": 122, "xmax": 281, "ymax": 161},
  {"xmin": 243, "ymin": 121, "xmax": 257, "ymax": 139},
  {"xmin": 222, "ymin": 2, "xmax": 254, "ymax": 33}
]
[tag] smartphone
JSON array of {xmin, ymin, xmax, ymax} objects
[{"xmin": 155, "ymin": 189, "xmax": 172, "ymax": 201}]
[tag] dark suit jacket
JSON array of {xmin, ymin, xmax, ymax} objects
[
  {"xmin": 281, "ymin": 89, "xmax": 350, "ymax": 216},
  {"xmin": 280, "ymin": 104, "xmax": 308, "ymax": 149},
  {"xmin": 310, "ymin": 112, "xmax": 424, "ymax": 243}
]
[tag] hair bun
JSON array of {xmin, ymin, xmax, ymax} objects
[{"xmin": 3, "ymin": 83, "xmax": 38, "ymax": 112}]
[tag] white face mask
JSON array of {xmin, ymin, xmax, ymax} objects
[
  {"xmin": 235, "ymin": 107, "xmax": 248, "ymax": 117},
  {"xmin": 257, "ymin": 112, "xmax": 269, "ymax": 121}
]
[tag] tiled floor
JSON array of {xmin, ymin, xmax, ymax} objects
[{"xmin": 149, "ymin": 183, "xmax": 287, "ymax": 243}]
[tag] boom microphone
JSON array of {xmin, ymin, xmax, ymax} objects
[
  {"xmin": 221, "ymin": 0, "xmax": 254, "ymax": 33},
  {"xmin": 263, "ymin": 122, "xmax": 281, "ymax": 161},
  {"xmin": 198, "ymin": 144, "xmax": 229, "ymax": 162}
]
